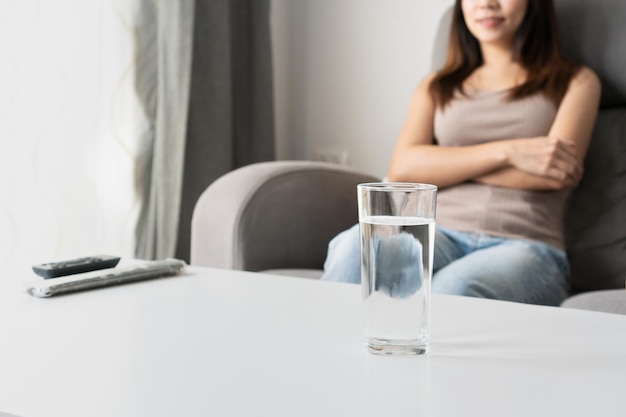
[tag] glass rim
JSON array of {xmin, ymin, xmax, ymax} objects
[{"xmin": 358, "ymin": 182, "xmax": 438, "ymax": 192}]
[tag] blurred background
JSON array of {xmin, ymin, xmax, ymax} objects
[{"xmin": 0, "ymin": 0, "xmax": 452, "ymax": 273}]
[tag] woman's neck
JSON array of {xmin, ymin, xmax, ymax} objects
[
  {"xmin": 464, "ymin": 44, "xmax": 526, "ymax": 92},
  {"xmin": 480, "ymin": 42, "xmax": 516, "ymax": 69}
]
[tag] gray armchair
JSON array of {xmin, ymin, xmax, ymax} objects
[
  {"xmin": 190, "ymin": 161, "xmax": 378, "ymax": 278},
  {"xmin": 191, "ymin": 0, "xmax": 625, "ymax": 311}
]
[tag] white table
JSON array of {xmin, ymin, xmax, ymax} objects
[{"xmin": 1, "ymin": 264, "xmax": 625, "ymax": 417}]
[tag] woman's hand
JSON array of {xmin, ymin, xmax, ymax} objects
[{"xmin": 504, "ymin": 136, "xmax": 583, "ymax": 186}]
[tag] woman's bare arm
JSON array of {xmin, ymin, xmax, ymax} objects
[
  {"xmin": 386, "ymin": 74, "xmax": 512, "ymax": 188},
  {"xmin": 387, "ymin": 67, "xmax": 601, "ymax": 190},
  {"xmin": 475, "ymin": 67, "xmax": 601, "ymax": 190}
]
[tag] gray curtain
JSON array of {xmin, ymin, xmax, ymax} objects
[{"xmin": 135, "ymin": 0, "xmax": 275, "ymax": 261}]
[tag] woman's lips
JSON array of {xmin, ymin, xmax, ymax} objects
[{"xmin": 477, "ymin": 17, "xmax": 505, "ymax": 28}]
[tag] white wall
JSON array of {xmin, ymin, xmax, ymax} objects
[
  {"xmin": 272, "ymin": 0, "xmax": 454, "ymax": 178},
  {"xmin": 0, "ymin": 1, "xmax": 145, "ymax": 274}
]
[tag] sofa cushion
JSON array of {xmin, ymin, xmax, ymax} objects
[
  {"xmin": 556, "ymin": 0, "xmax": 626, "ymax": 108},
  {"xmin": 561, "ymin": 289, "xmax": 626, "ymax": 315},
  {"xmin": 262, "ymin": 269, "xmax": 324, "ymax": 280},
  {"xmin": 564, "ymin": 108, "xmax": 626, "ymax": 291}
]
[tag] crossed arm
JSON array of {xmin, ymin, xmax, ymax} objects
[{"xmin": 386, "ymin": 68, "xmax": 602, "ymax": 191}]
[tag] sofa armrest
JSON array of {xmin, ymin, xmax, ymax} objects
[{"xmin": 190, "ymin": 160, "xmax": 379, "ymax": 272}]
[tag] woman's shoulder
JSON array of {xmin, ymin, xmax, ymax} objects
[
  {"xmin": 408, "ymin": 72, "xmax": 440, "ymax": 105},
  {"xmin": 414, "ymin": 72, "xmax": 438, "ymax": 94},
  {"xmin": 405, "ymin": 72, "xmax": 440, "ymax": 109},
  {"xmin": 556, "ymin": 65, "xmax": 602, "ymax": 108},
  {"xmin": 570, "ymin": 65, "xmax": 601, "ymax": 91}
]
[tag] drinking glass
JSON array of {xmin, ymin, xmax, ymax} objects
[{"xmin": 358, "ymin": 182, "xmax": 437, "ymax": 355}]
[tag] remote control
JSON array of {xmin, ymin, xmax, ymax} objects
[
  {"xmin": 32, "ymin": 255, "xmax": 121, "ymax": 279},
  {"xmin": 26, "ymin": 259, "xmax": 186, "ymax": 298}
]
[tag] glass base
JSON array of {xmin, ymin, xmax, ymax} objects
[{"xmin": 366, "ymin": 337, "xmax": 429, "ymax": 355}]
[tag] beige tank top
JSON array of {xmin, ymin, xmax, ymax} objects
[{"xmin": 433, "ymin": 89, "xmax": 569, "ymax": 249}]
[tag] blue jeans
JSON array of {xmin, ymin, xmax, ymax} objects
[{"xmin": 321, "ymin": 224, "xmax": 571, "ymax": 306}]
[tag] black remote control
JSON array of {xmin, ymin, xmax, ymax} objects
[{"xmin": 32, "ymin": 255, "xmax": 121, "ymax": 279}]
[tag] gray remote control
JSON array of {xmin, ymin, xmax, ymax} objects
[{"xmin": 32, "ymin": 255, "xmax": 121, "ymax": 279}]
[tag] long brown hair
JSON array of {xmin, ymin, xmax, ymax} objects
[{"xmin": 430, "ymin": 0, "xmax": 580, "ymax": 108}]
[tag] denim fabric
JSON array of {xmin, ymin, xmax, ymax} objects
[
  {"xmin": 321, "ymin": 224, "xmax": 571, "ymax": 306},
  {"xmin": 370, "ymin": 231, "xmax": 423, "ymax": 298}
]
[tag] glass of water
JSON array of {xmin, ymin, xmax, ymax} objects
[{"xmin": 358, "ymin": 182, "xmax": 437, "ymax": 355}]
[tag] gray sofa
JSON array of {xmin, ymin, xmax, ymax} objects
[
  {"xmin": 190, "ymin": 160, "xmax": 377, "ymax": 277},
  {"xmin": 190, "ymin": 0, "xmax": 626, "ymax": 313}
]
